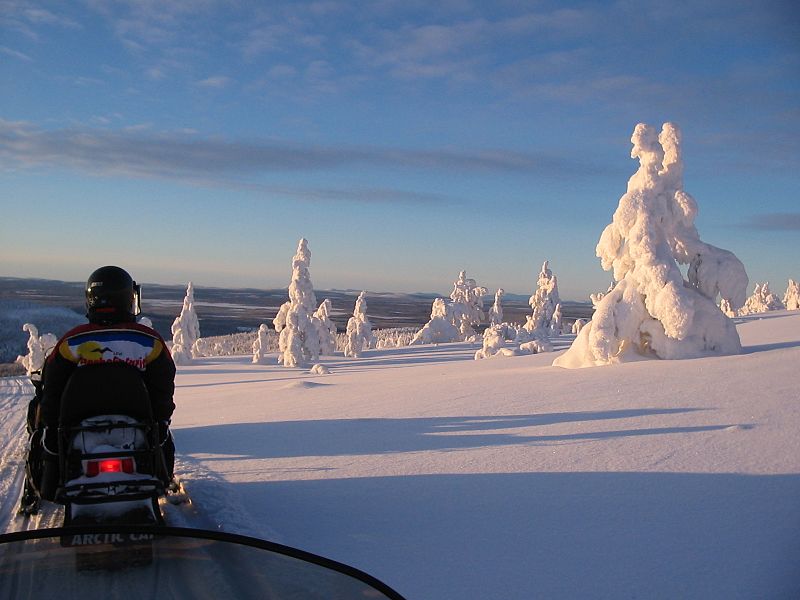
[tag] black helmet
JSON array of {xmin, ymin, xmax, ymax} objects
[{"xmin": 86, "ymin": 266, "xmax": 141, "ymax": 324}]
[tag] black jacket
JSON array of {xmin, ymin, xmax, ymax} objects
[{"xmin": 40, "ymin": 321, "xmax": 176, "ymax": 427}]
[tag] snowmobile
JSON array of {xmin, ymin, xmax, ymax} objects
[
  {"xmin": 23, "ymin": 363, "xmax": 176, "ymax": 527},
  {"xmin": 0, "ymin": 524, "xmax": 407, "ymax": 599}
]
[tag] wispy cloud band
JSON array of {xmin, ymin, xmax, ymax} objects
[
  {"xmin": 0, "ymin": 119, "xmax": 593, "ymax": 180},
  {"xmin": 746, "ymin": 213, "xmax": 800, "ymax": 231}
]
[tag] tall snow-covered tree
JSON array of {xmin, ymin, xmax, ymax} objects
[
  {"xmin": 273, "ymin": 238, "xmax": 322, "ymax": 367},
  {"xmin": 344, "ymin": 291, "xmax": 374, "ymax": 358},
  {"xmin": 526, "ymin": 261, "xmax": 560, "ymax": 334},
  {"xmin": 449, "ymin": 270, "xmax": 487, "ymax": 340},
  {"xmin": 171, "ymin": 282, "xmax": 201, "ymax": 365},
  {"xmin": 555, "ymin": 123, "xmax": 748, "ymax": 368},
  {"xmin": 488, "ymin": 289, "xmax": 504, "ymax": 326},
  {"xmin": 784, "ymin": 279, "xmax": 800, "ymax": 311}
]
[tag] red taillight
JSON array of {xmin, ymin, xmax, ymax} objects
[{"xmin": 85, "ymin": 458, "xmax": 135, "ymax": 477}]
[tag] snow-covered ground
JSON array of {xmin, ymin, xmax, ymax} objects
[{"xmin": 2, "ymin": 312, "xmax": 799, "ymax": 599}]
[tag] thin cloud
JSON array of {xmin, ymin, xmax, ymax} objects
[
  {"xmin": 196, "ymin": 75, "xmax": 232, "ymax": 88},
  {"xmin": 0, "ymin": 45, "xmax": 32, "ymax": 61},
  {"xmin": 745, "ymin": 213, "xmax": 800, "ymax": 231},
  {"xmin": 0, "ymin": 120, "xmax": 599, "ymax": 180}
]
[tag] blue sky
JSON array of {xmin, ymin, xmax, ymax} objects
[{"xmin": 1, "ymin": 0, "xmax": 798, "ymax": 300}]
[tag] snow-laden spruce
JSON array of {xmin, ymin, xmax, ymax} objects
[
  {"xmin": 251, "ymin": 324, "xmax": 271, "ymax": 364},
  {"xmin": 551, "ymin": 303, "xmax": 563, "ymax": 335},
  {"xmin": 527, "ymin": 261, "xmax": 560, "ymax": 333},
  {"xmin": 313, "ymin": 299, "xmax": 338, "ymax": 356},
  {"xmin": 171, "ymin": 282, "xmax": 201, "ymax": 365},
  {"xmin": 411, "ymin": 298, "xmax": 461, "ymax": 344},
  {"xmin": 16, "ymin": 323, "xmax": 57, "ymax": 378},
  {"xmin": 273, "ymin": 238, "xmax": 326, "ymax": 367},
  {"xmin": 784, "ymin": 279, "xmax": 800, "ymax": 311},
  {"xmin": 488, "ymin": 289, "xmax": 504, "ymax": 327},
  {"xmin": 412, "ymin": 270, "xmax": 487, "ymax": 345},
  {"xmin": 739, "ymin": 282, "xmax": 785, "ymax": 315},
  {"xmin": 449, "ymin": 270, "xmax": 488, "ymax": 341},
  {"xmin": 555, "ymin": 123, "xmax": 748, "ymax": 368},
  {"xmin": 474, "ymin": 325, "xmax": 520, "ymax": 359},
  {"xmin": 343, "ymin": 291, "xmax": 374, "ymax": 358}
]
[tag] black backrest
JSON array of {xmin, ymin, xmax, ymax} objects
[{"xmin": 59, "ymin": 363, "xmax": 153, "ymax": 426}]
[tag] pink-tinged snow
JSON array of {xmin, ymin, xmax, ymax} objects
[
  {"xmin": 167, "ymin": 312, "xmax": 800, "ymax": 599},
  {"xmin": 2, "ymin": 312, "xmax": 799, "ymax": 599}
]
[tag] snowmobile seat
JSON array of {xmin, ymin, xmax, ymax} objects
[{"xmin": 58, "ymin": 363, "xmax": 154, "ymax": 427}]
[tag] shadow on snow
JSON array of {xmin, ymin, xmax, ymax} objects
[{"xmin": 175, "ymin": 408, "xmax": 721, "ymax": 460}]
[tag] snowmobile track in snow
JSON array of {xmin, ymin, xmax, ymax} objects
[{"xmin": 0, "ymin": 377, "xmax": 64, "ymax": 533}]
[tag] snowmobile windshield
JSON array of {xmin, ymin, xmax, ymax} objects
[{"xmin": 0, "ymin": 525, "xmax": 406, "ymax": 600}]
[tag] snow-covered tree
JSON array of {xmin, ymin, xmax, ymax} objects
[
  {"xmin": 313, "ymin": 299, "xmax": 338, "ymax": 356},
  {"xmin": 343, "ymin": 291, "xmax": 374, "ymax": 358},
  {"xmin": 719, "ymin": 298, "xmax": 736, "ymax": 318},
  {"xmin": 488, "ymin": 289, "xmax": 504, "ymax": 326},
  {"xmin": 171, "ymin": 282, "xmax": 201, "ymax": 365},
  {"xmin": 526, "ymin": 261, "xmax": 560, "ymax": 334},
  {"xmin": 555, "ymin": 123, "xmax": 748, "ymax": 368},
  {"xmin": 475, "ymin": 325, "xmax": 505, "ymax": 359},
  {"xmin": 784, "ymin": 279, "xmax": 800, "ymax": 311},
  {"xmin": 449, "ymin": 270, "xmax": 488, "ymax": 340},
  {"xmin": 411, "ymin": 298, "xmax": 461, "ymax": 344},
  {"xmin": 572, "ymin": 319, "xmax": 588, "ymax": 334},
  {"xmin": 273, "ymin": 238, "xmax": 323, "ymax": 367},
  {"xmin": 252, "ymin": 324, "xmax": 271, "ymax": 364},
  {"xmin": 739, "ymin": 282, "xmax": 785, "ymax": 315},
  {"xmin": 15, "ymin": 323, "xmax": 57, "ymax": 378},
  {"xmin": 590, "ymin": 282, "xmax": 615, "ymax": 308},
  {"xmin": 551, "ymin": 303, "xmax": 563, "ymax": 335}
]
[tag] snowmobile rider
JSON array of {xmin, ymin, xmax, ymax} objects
[{"xmin": 32, "ymin": 266, "xmax": 176, "ymax": 497}]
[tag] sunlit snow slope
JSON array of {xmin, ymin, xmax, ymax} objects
[{"xmin": 2, "ymin": 312, "xmax": 799, "ymax": 599}]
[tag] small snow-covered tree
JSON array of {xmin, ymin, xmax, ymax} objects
[
  {"xmin": 171, "ymin": 282, "xmax": 201, "ymax": 365},
  {"xmin": 475, "ymin": 325, "xmax": 505, "ymax": 359},
  {"xmin": 739, "ymin": 282, "xmax": 785, "ymax": 315},
  {"xmin": 554, "ymin": 122, "xmax": 748, "ymax": 368},
  {"xmin": 16, "ymin": 324, "xmax": 57, "ymax": 378},
  {"xmin": 784, "ymin": 279, "xmax": 800, "ymax": 311},
  {"xmin": 252, "ymin": 324, "xmax": 271, "ymax": 364},
  {"xmin": 488, "ymin": 289, "xmax": 504, "ymax": 326},
  {"xmin": 449, "ymin": 270, "xmax": 488, "ymax": 340},
  {"xmin": 572, "ymin": 319, "xmax": 588, "ymax": 334},
  {"xmin": 273, "ymin": 238, "xmax": 323, "ymax": 367},
  {"xmin": 343, "ymin": 291, "xmax": 374, "ymax": 358},
  {"xmin": 590, "ymin": 282, "xmax": 615, "ymax": 308},
  {"xmin": 313, "ymin": 299, "xmax": 338, "ymax": 356},
  {"xmin": 411, "ymin": 298, "xmax": 461, "ymax": 344},
  {"xmin": 719, "ymin": 298, "xmax": 736, "ymax": 318},
  {"xmin": 551, "ymin": 303, "xmax": 563, "ymax": 335}
]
